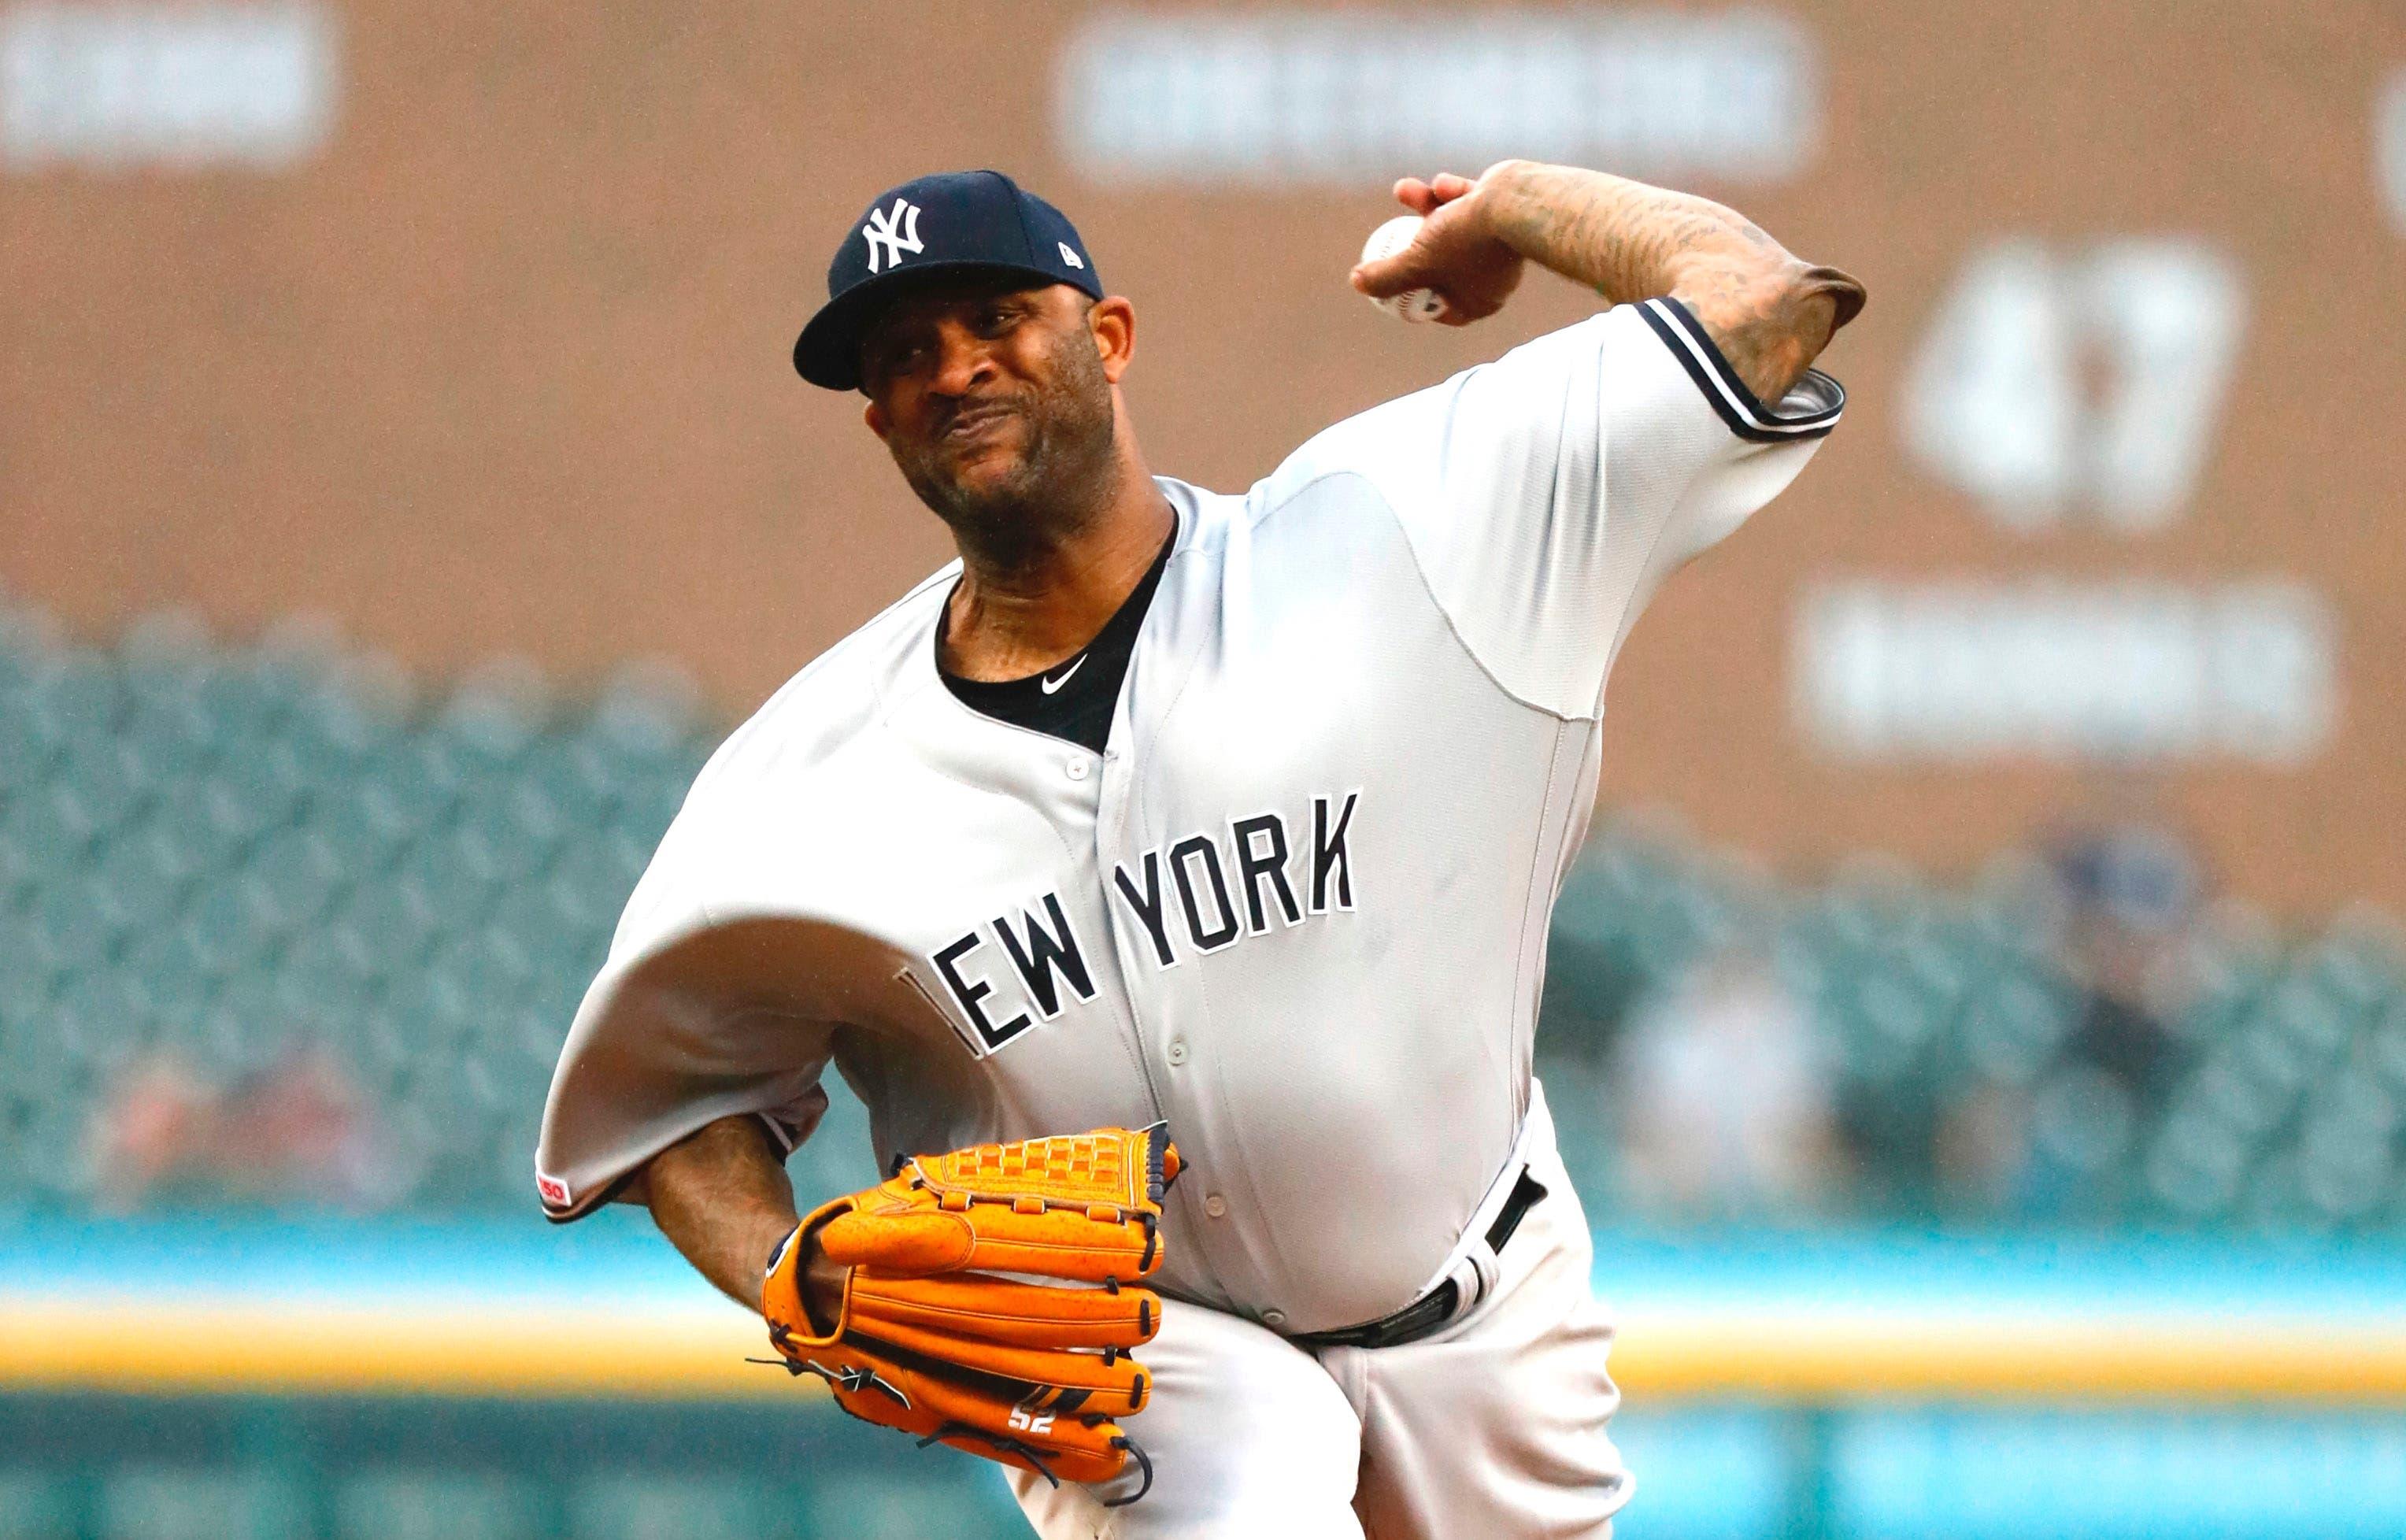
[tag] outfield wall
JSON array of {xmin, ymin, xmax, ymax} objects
[{"xmin": 9, "ymin": 1216, "xmax": 2406, "ymax": 1405}]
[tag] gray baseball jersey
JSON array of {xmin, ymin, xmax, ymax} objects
[{"xmin": 536, "ymin": 297, "xmax": 1842, "ymax": 1335}]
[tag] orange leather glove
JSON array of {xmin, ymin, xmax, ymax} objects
[{"xmin": 761, "ymin": 1125, "xmax": 1179, "ymax": 1504}]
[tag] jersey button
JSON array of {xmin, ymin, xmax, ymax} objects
[
  {"xmin": 1064, "ymin": 757, "xmax": 1090, "ymax": 782},
  {"xmin": 1261, "ymin": 1309, "xmax": 1287, "ymax": 1329},
  {"xmin": 1203, "ymin": 1194, "xmax": 1227, "ymax": 1219},
  {"xmin": 1166, "ymin": 1038, "xmax": 1188, "ymax": 1066}
]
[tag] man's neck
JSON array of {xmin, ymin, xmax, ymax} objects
[{"xmin": 940, "ymin": 463, "xmax": 1175, "ymax": 683}]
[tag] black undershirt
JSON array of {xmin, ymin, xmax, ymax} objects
[{"xmin": 937, "ymin": 518, "xmax": 1176, "ymax": 754}]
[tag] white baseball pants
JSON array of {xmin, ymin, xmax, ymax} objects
[{"xmin": 1008, "ymin": 1087, "xmax": 1631, "ymax": 1538}]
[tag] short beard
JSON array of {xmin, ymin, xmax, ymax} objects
[{"xmin": 890, "ymin": 323, "xmax": 1121, "ymax": 571}]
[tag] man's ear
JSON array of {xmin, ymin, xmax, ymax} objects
[
  {"xmin": 863, "ymin": 398, "xmax": 889, "ymax": 440},
  {"xmin": 1089, "ymin": 297, "xmax": 1136, "ymax": 384}
]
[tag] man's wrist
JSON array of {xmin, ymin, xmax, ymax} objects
[
  {"xmin": 765, "ymin": 1220, "xmax": 802, "ymax": 1277},
  {"xmin": 1466, "ymin": 159, "xmax": 1534, "ymax": 241},
  {"xmin": 1465, "ymin": 160, "xmax": 1627, "ymax": 270}
]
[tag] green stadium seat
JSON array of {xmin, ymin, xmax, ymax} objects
[
  {"xmin": 2301, "ymin": 924, "xmax": 2406, "ymax": 1027},
  {"xmin": 52, "ymin": 967, "xmax": 164, "ymax": 1064},
  {"xmin": 2364, "ymin": 1002, "xmax": 2406, "ymax": 1099},
  {"xmin": 335, "ymin": 1470, "xmax": 543, "ymax": 1540},
  {"xmin": 0, "ymin": 1469, "xmax": 73, "ymax": 1539},
  {"xmin": 541, "ymin": 830, "xmax": 652, "ymax": 931},
  {"xmin": 157, "ymin": 774, "xmax": 287, "ymax": 856},
  {"xmin": 246, "ymin": 827, "xmax": 353, "ymax": 931},
  {"xmin": 119, "ymin": 705, "xmax": 218, "ymax": 783},
  {"xmin": 453, "ymin": 794, "xmax": 564, "ymax": 887},
  {"xmin": 191, "ymin": 667, "xmax": 300, "ymax": 757},
  {"xmin": 0, "ymin": 712, "xmax": 57, "ymax": 798},
  {"xmin": 799, "ymin": 1470, "xmax": 1024, "ymax": 1540},
  {"xmin": 15, "ymin": 1100, "xmax": 98, "ymax": 1201},
  {"xmin": 2, "ymin": 1001, "xmax": 87, "ymax": 1107},
  {"xmin": 279, "ymin": 920, "xmax": 389, "ymax": 1004},
  {"xmin": 393, "ymin": 832, "xmax": 506, "ymax": 922},
  {"xmin": 6, "ymin": 783, "xmax": 102, "ymax": 877},
  {"xmin": 336, "ymin": 880, "xmax": 447, "ymax": 977},
  {"xmin": 2185, "ymin": 1057, "xmax": 2290, "ymax": 1142},
  {"xmin": 20, "ymin": 648, "xmax": 128, "ymax": 741},
  {"xmin": 485, "ymin": 1112, "xmax": 546, "ymax": 1200},
  {"xmin": 117, "ymin": 913, "xmax": 239, "ymax": 1005},
  {"xmin": 177, "ymin": 876, "xmax": 289, "ymax": 978},
  {"xmin": 1958, "ymin": 973, "xmax": 2075, "ymax": 1087},
  {"xmin": 21, "ymin": 879, "xmax": 118, "ymax": 976},
  {"xmin": 96, "ymin": 1468, "xmax": 307, "ymax": 1540},
  {"xmin": 57, "ymin": 739, "xmax": 153, "ymax": 835},
  {"xmin": 0, "ymin": 942, "xmax": 57, "ymax": 1029},
  {"xmin": 2142, "ymin": 1120, "xmax": 2249, "ymax": 1223},
  {"xmin": 2028, "ymin": 1065, "xmax": 2138, "ymax": 1179},
  {"xmin": 376, "ymin": 968, "xmax": 479, "ymax": 1064},
  {"xmin": 2296, "ymin": 1128, "xmax": 2393, "ymax": 1225},
  {"xmin": 352, "ymin": 760, "xmax": 465, "ymax": 850},
  {"xmin": 511, "ymin": 737, "xmax": 618, "ymax": 835},
  {"xmin": 2265, "ymin": 979, "xmax": 2355, "ymax": 1062},
  {"xmin": 566, "ymin": 1475, "xmax": 775, "ymax": 1540},
  {"xmin": 93, "ymin": 822, "xmax": 206, "ymax": 916}
]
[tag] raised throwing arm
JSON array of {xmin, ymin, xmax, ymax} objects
[{"xmin": 1351, "ymin": 159, "xmax": 1865, "ymax": 402}]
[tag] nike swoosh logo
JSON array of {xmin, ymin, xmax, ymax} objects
[{"xmin": 1040, "ymin": 656, "xmax": 1087, "ymax": 694}]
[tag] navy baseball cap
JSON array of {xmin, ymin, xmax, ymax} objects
[{"xmin": 793, "ymin": 169, "xmax": 1104, "ymax": 392}]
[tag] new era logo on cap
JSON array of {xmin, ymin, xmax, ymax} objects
[{"xmin": 793, "ymin": 168, "xmax": 1106, "ymax": 391}]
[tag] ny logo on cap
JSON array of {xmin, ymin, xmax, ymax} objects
[{"xmin": 863, "ymin": 198, "xmax": 925, "ymax": 274}]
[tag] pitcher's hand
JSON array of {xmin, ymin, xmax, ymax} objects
[{"xmin": 1348, "ymin": 165, "xmax": 1527, "ymax": 326}]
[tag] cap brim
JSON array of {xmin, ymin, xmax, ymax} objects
[{"xmin": 792, "ymin": 260, "xmax": 1086, "ymax": 391}]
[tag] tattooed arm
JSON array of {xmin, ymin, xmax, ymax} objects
[{"xmin": 1350, "ymin": 159, "xmax": 1865, "ymax": 403}]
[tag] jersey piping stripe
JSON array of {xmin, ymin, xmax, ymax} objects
[{"xmin": 1635, "ymin": 296, "xmax": 1844, "ymax": 444}]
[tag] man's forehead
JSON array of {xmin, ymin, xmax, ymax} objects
[{"xmin": 862, "ymin": 276, "xmax": 1073, "ymax": 338}]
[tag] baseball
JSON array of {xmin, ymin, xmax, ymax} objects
[{"xmin": 1360, "ymin": 215, "xmax": 1445, "ymax": 323}]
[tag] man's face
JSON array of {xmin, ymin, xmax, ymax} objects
[{"xmin": 858, "ymin": 278, "xmax": 1120, "ymax": 544}]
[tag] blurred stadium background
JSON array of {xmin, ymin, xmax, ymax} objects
[{"xmin": 5, "ymin": 2, "xmax": 2405, "ymax": 1536}]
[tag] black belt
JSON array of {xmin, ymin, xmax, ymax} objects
[{"xmin": 1287, "ymin": 1168, "xmax": 1547, "ymax": 1352}]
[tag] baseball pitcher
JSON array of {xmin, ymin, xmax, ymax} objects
[{"xmin": 537, "ymin": 160, "xmax": 1862, "ymax": 1537}]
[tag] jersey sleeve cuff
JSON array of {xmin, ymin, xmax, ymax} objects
[
  {"xmin": 537, "ymin": 1168, "xmax": 636, "ymax": 1225},
  {"xmin": 536, "ymin": 1111, "xmax": 806, "ymax": 1224},
  {"xmin": 1634, "ymin": 295, "xmax": 1845, "ymax": 443}
]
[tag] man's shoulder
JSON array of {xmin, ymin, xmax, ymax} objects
[
  {"xmin": 1239, "ymin": 387, "xmax": 1448, "ymax": 533},
  {"xmin": 688, "ymin": 562, "xmax": 955, "ymax": 802}
]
